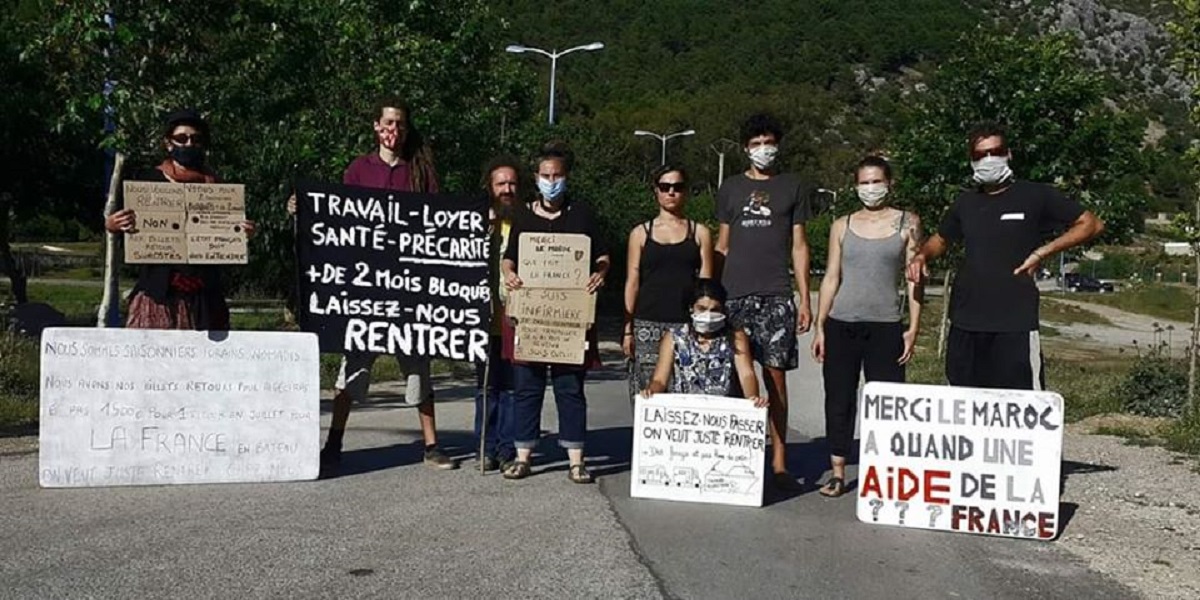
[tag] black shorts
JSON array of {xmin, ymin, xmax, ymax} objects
[{"xmin": 946, "ymin": 326, "xmax": 1045, "ymax": 390}]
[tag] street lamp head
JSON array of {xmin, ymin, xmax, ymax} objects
[
  {"xmin": 679, "ymin": 129, "xmax": 696, "ymax": 136},
  {"xmin": 582, "ymin": 42, "xmax": 605, "ymax": 51},
  {"xmin": 633, "ymin": 130, "xmax": 655, "ymax": 137},
  {"xmin": 505, "ymin": 45, "xmax": 527, "ymax": 54}
]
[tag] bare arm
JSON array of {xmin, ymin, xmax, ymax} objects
[
  {"xmin": 623, "ymin": 227, "xmax": 646, "ymax": 354},
  {"xmin": 815, "ymin": 217, "xmax": 845, "ymax": 335},
  {"xmin": 792, "ymin": 223, "xmax": 813, "ymax": 332},
  {"xmin": 714, "ymin": 223, "xmax": 730, "ymax": 280},
  {"xmin": 643, "ymin": 332, "xmax": 677, "ymax": 396},
  {"xmin": 1015, "ymin": 211, "xmax": 1106, "ymax": 276},
  {"xmin": 900, "ymin": 213, "xmax": 924, "ymax": 364},
  {"xmin": 697, "ymin": 224, "xmax": 714, "ymax": 278},
  {"xmin": 501, "ymin": 258, "xmax": 522, "ymax": 290},
  {"xmin": 906, "ymin": 233, "xmax": 949, "ymax": 283}
]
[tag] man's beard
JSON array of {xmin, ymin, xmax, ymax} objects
[{"xmin": 492, "ymin": 195, "xmax": 516, "ymax": 220}]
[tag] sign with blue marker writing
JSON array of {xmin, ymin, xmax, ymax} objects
[
  {"xmin": 856, "ymin": 382, "xmax": 1064, "ymax": 540},
  {"xmin": 294, "ymin": 180, "xmax": 490, "ymax": 362},
  {"xmin": 39, "ymin": 328, "xmax": 320, "ymax": 488},
  {"xmin": 631, "ymin": 394, "xmax": 768, "ymax": 507}
]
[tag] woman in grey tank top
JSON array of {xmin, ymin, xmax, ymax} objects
[{"xmin": 811, "ymin": 156, "xmax": 923, "ymax": 498}]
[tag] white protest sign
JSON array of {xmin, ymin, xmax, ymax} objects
[
  {"xmin": 631, "ymin": 394, "xmax": 767, "ymax": 508},
  {"xmin": 39, "ymin": 328, "xmax": 321, "ymax": 488},
  {"xmin": 856, "ymin": 382, "xmax": 1064, "ymax": 540}
]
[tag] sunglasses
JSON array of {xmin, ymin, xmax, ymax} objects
[
  {"xmin": 656, "ymin": 182, "xmax": 686, "ymax": 193},
  {"xmin": 168, "ymin": 133, "xmax": 205, "ymax": 145},
  {"xmin": 970, "ymin": 145, "xmax": 1007, "ymax": 161}
]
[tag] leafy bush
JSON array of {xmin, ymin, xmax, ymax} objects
[
  {"xmin": 1116, "ymin": 351, "xmax": 1189, "ymax": 418},
  {"xmin": 0, "ymin": 333, "xmax": 40, "ymax": 429}
]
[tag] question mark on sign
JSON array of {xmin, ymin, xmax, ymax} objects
[
  {"xmin": 894, "ymin": 501, "xmax": 910, "ymax": 525},
  {"xmin": 869, "ymin": 499, "xmax": 883, "ymax": 521},
  {"xmin": 927, "ymin": 505, "xmax": 943, "ymax": 527}
]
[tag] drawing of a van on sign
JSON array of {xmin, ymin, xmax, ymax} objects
[
  {"xmin": 639, "ymin": 465, "xmax": 670, "ymax": 486},
  {"xmin": 703, "ymin": 463, "xmax": 758, "ymax": 494},
  {"xmin": 672, "ymin": 466, "xmax": 700, "ymax": 488}
]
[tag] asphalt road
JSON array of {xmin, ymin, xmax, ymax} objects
[{"xmin": 0, "ymin": 351, "xmax": 1136, "ymax": 599}]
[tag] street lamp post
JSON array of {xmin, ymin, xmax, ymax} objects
[
  {"xmin": 505, "ymin": 42, "xmax": 604, "ymax": 126},
  {"xmin": 710, "ymin": 138, "xmax": 739, "ymax": 188},
  {"xmin": 634, "ymin": 129, "xmax": 696, "ymax": 165}
]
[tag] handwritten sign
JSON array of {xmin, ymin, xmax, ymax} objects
[
  {"xmin": 631, "ymin": 394, "xmax": 767, "ymax": 507},
  {"xmin": 294, "ymin": 180, "xmax": 490, "ymax": 362},
  {"xmin": 517, "ymin": 233, "xmax": 590, "ymax": 289},
  {"xmin": 856, "ymin": 382, "xmax": 1064, "ymax": 540},
  {"xmin": 513, "ymin": 322, "xmax": 587, "ymax": 364},
  {"xmin": 508, "ymin": 288, "xmax": 595, "ymax": 326},
  {"xmin": 123, "ymin": 181, "xmax": 247, "ymax": 264},
  {"xmin": 38, "ymin": 328, "xmax": 321, "ymax": 487}
]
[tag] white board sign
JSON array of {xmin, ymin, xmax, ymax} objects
[
  {"xmin": 38, "ymin": 328, "xmax": 321, "ymax": 487},
  {"xmin": 631, "ymin": 394, "xmax": 767, "ymax": 507},
  {"xmin": 856, "ymin": 382, "xmax": 1064, "ymax": 540}
]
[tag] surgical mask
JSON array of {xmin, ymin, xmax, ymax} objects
[
  {"xmin": 169, "ymin": 146, "xmax": 206, "ymax": 169},
  {"xmin": 747, "ymin": 145, "xmax": 778, "ymax": 171},
  {"xmin": 537, "ymin": 177, "xmax": 566, "ymax": 201},
  {"xmin": 691, "ymin": 311, "xmax": 726, "ymax": 334},
  {"xmin": 971, "ymin": 155, "xmax": 1013, "ymax": 185},
  {"xmin": 856, "ymin": 183, "xmax": 889, "ymax": 208}
]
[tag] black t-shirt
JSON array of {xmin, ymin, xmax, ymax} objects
[
  {"xmin": 716, "ymin": 173, "xmax": 813, "ymax": 298},
  {"xmin": 939, "ymin": 181, "xmax": 1084, "ymax": 332},
  {"xmin": 502, "ymin": 198, "xmax": 611, "ymax": 271}
]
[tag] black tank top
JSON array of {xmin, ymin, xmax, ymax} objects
[{"xmin": 634, "ymin": 219, "xmax": 702, "ymax": 323}]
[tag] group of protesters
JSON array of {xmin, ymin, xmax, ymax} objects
[{"xmin": 103, "ymin": 99, "xmax": 1104, "ymax": 492}]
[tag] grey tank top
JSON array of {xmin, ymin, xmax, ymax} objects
[{"xmin": 829, "ymin": 212, "xmax": 906, "ymax": 323}]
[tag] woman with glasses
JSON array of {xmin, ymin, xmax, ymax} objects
[
  {"xmin": 811, "ymin": 155, "xmax": 922, "ymax": 498},
  {"xmin": 623, "ymin": 165, "xmax": 713, "ymax": 400},
  {"xmin": 104, "ymin": 108, "xmax": 255, "ymax": 330}
]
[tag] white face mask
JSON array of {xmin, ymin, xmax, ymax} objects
[
  {"xmin": 971, "ymin": 155, "xmax": 1013, "ymax": 185},
  {"xmin": 856, "ymin": 183, "xmax": 889, "ymax": 208},
  {"xmin": 747, "ymin": 145, "xmax": 778, "ymax": 171},
  {"xmin": 691, "ymin": 311, "xmax": 727, "ymax": 334}
]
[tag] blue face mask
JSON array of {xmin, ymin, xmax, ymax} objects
[{"xmin": 537, "ymin": 177, "xmax": 566, "ymax": 201}]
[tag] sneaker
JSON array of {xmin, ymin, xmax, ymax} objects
[
  {"xmin": 318, "ymin": 445, "xmax": 342, "ymax": 479},
  {"xmin": 423, "ymin": 447, "xmax": 459, "ymax": 470},
  {"xmin": 479, "ymin": 455, "xmax": 500, "ymax": 472}
]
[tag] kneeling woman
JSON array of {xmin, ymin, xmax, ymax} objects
[{"xmin": 640, "ymin": 279, "xmax": 766, "ymax": 407}]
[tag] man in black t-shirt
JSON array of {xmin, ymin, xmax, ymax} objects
[{"xmin": 907, "ymin": 122, "xmax": 1105, "ymax": 390}]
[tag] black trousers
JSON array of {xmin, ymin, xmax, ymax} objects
[
  {"xmin": 822, "ymin": 319, "xmax": 905, "ymax": 459},
  {"xmin": 945, "ymin": 326, "xmax": 1045, "ymax": 391}
]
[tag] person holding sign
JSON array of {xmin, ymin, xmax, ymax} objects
[
  {"xmin": 640, "ymin": 279, "xmax": 765, "ymax": 408},
  {"xmin": 287, "ymin": 97, "xmax": 455, "ymax": 474},
  {"xmin": 623, "ymin": 165, "xmax": 713, "ymax": 401},
  {"xmin": 104, "ymin": 109, "xmax": 256, "ymax": 330},
  {"xmin": 906, "ymin": 122, "xmax": 1105, "ymax": 390},
  {"xmin": 714, "ymin": 113, "xmax": 815, "ymax": 490},
  {"xmin": 475, "ymin": 155, "xmax": 524, "ymax": 472},
  {"xmin": 500, "ymin": 143, "xmax": 609, "ymax": 483},
  {"xmin": 811, "ymin": 156, "xmax": 922, "ymax": 498}
]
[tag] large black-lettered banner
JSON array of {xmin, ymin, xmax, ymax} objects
[{"xmin": 295, "ymin": 180, "xmax": 490, "ymax": 362}]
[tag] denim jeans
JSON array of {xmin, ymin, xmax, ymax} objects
[
  {"xmin": 475, "ymin": 337, "xmax": 515, "ymax": 460},
  {"xmin": 512, "ymin": 362, "xmax": 587, "ymax": 450}
]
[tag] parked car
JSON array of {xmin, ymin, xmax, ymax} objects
[{"xmin": 1063, "ymin": 272, "xmax": 1114, "ymax": 293}]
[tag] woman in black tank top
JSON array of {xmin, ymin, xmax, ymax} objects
[{"xmin": 623, "ymin": 165, "xmax": 714, "ymax": 400}]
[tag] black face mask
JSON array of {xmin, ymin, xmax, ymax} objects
[{"xmin": 170, "ymin": 146, "xmax": 207, "ymax": 169}]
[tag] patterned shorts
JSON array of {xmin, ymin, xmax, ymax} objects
[{"xmin": 727, "ymin": 294, "xmax": 798, "ymax": 371}]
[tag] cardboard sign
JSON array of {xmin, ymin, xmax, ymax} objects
[
  {"xmin": 507, "ymin": 288, "xmax": 596, "ymax": 326},
  {"xmin": 517, "ymin": 233, "xmax": 590, "ymax": 289},
  {"xmin": 513, "ymin": 322, "xmax": 586, "ymax": 364},
  {"xmin": 294, "ymin": 180, "xmax": 490, "ymax": 362},
  {"xmin": 38, "ymin": 328, "xmax": 321, "ymax": 488},
  {"xmin": 856, "ymin": 382, "xmax": 1064, "ymax": 540},
  {"xmin": 631, "ymin": 394, "xmax": 767, "ymax": 507},
  {"xmin": 122, "ymin": 181, "xmax": 247, "ymax": 265}
]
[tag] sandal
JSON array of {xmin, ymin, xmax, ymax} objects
[
  {"xmin": 819, "ymin": 477, "xmax": 847, "ymax": 498},
  {"xmin": 772, "ymin": 471, "xmax": 801, "ymax": 492},
  {"xmin": 502, "ymin": 460, "xmax": 531, "ymax": 480},
  {"xmin": 568, "ymin": 463, "xmax": 594, "ymax": 484}
]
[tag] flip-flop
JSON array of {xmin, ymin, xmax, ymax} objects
[
  {"xmin": 819, "ymin": 477, "xmax": 847, "ymax": 498},
  {"xmin": 503, "ymin": 460, "xmax": 531, "ymax": 480}
]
